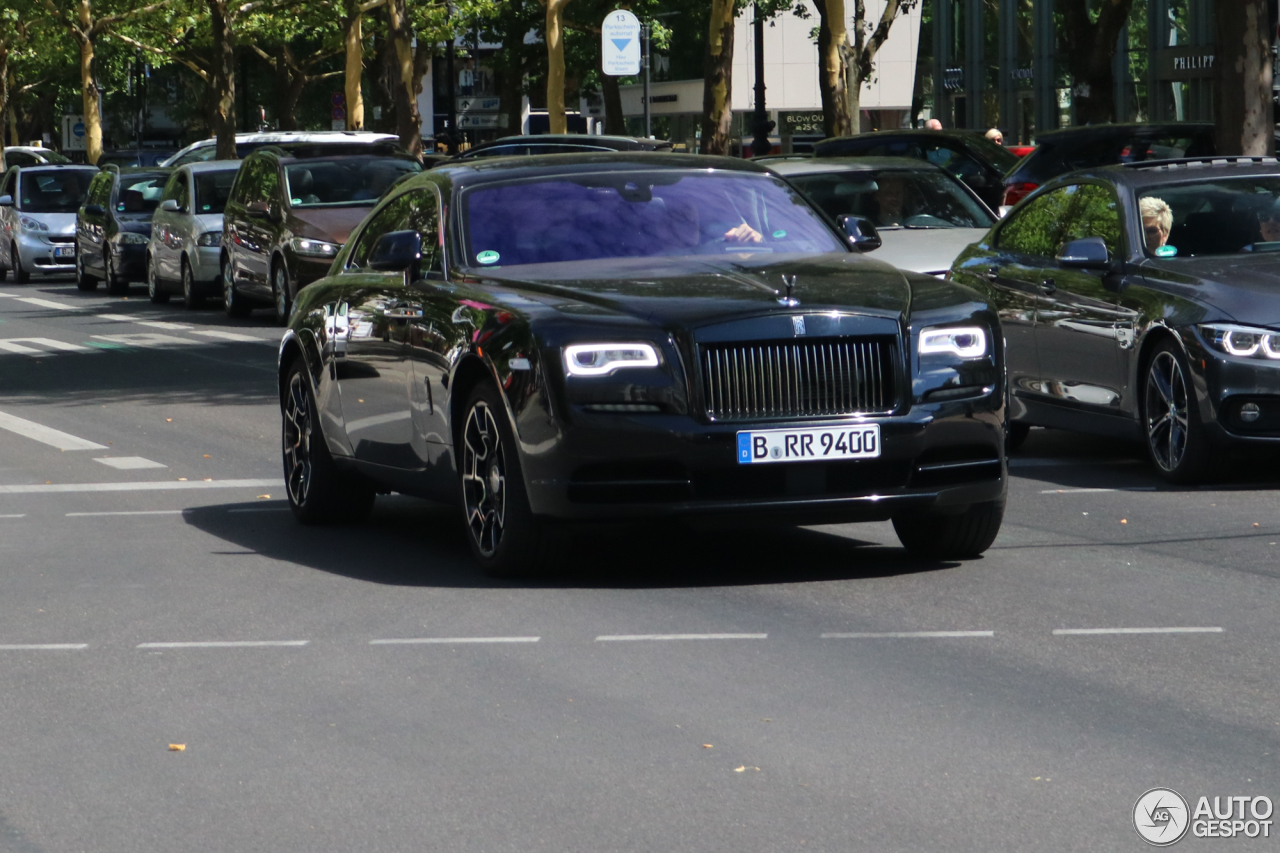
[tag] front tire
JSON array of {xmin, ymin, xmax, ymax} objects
[
  {"xmin": 1142, "ymin": 340, "xmax": 1221, "ymax": 484},
  {"xmin": 181, "ymin": 258, "xmax": 202, "ymax": 309},
  {"xmin": 76, "ymin": 251, "xmax": 98, "ymax": 291},
  {"xmin": 12, "ymin": 244, "xmax": 29, "ymax": 284},
  {"xmin": 893, "ymin": 500, "xmax": 1005, "ymax": 560},
  {"xmin": 282, "ymin": 359, "xmax": 375, "ymax": 524},
  {"xmin": 272, "ymin": 261, "xmax": 292, "ymax": 326},
  {"xmin": 460, "ymin": 382, "xmax": 566, "ymax": 577},
  {"xmin": 222, "ymin": 255, "xmax": 251, "ymax": 318},
  {"xmin": 147, "ymin": 255, "xmax": 169, "ymax": 303},
  {"xmin": 105, "ymin": 250, "xmax": 128, "ymax": 295}
]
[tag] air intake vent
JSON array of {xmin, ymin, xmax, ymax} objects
[{"xmin": 700, "ymin": 337, "xmax": 897, "ymax": 422}]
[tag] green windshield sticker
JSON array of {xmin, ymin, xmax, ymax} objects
[
  {"xmin": 476, "ymin": 250, "xmax": 500, "ymax": 265},
  {"xmin": 1155, "ymin": 245, "xmax": 1177, "ymax": 258},
  {"xmin": 772, "ymin": 229, "xmax": 787, "ymax": 239}
]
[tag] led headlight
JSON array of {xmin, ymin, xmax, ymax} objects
[
  {"xmin": 563, "ymin": 343, "xmax": 659, "ymax": 376},
  {"xmin": 290, "ymin": 237, "xmax": 340, "ymax": 257},
  {"xmin": 1199, "ymin": 324, "xmax": 1280, "ymax": 360},
  {"xmin": 19, "ymin": 216, "xmax": 48, "ymax": 233},
  {"xmin": 197, "ymin": 231, "xmax": 223, "ymax": 247},
  {"xmin": 116, "ymin": 232, "xmax": 149, "ymax": 245},
  {"xmin": 919, "ymin": 326, "xmax": 987, "ymax": 359}
]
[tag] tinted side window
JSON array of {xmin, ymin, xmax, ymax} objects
[
  {"xmin": 347, "ymin": 188, "xmax": 441, "ymax": 271},
  {"xmin": 923, "ymin": 141, "xmax": 983, "ymax": 180},
  {"xmin": 87, "ymin": 172, "xmax": 113, "ymax": 207},
  {"xmin": 228, "ymin": 160, "xmax": 261, "ymax": 207},
  {"xmin": 1057, "ymin": 183, "xmax": 1123, "ymax": 256},
  {"xmin": 258, "ymin": 162, "xmax": 281, "ymax": 207},
  {"xmin": 996, "ymin": 186, "xmax": 1074, "ymax": 258},
  {"xmin": 164, "ymin": 171, "xmax": 191, "ymax": 210}
]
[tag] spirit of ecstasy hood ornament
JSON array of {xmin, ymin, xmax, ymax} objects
[{"xmin": 777, "ymin": 274, "xmax": 799, "ymax": 306}]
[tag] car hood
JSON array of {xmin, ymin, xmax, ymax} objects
[
  {"xmin": 23, "ymin": 212, "xmax": 76, "ymax": 236},
  {"xmin": 871, "ymin": 228, "xmax": 989, "ymax": 276},
  {"xmin": 287, "ymin": 206, "xmax": 374, "ymax": 245},
  {"xmin": 194, "ymin": 213, "xmax": 223, "ymax": 233},
  {"xmin": 1143, "ymin": 253, "xmax": 1280, "ymax": 326},
  {"xmin": 116, "ymin": 213, "xmax": 155, "ymax": 234},
  {"xmin": 476, "ymin": 252, "xmax": 936, "ymax": 328}
]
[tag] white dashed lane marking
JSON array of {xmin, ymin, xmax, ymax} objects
[
  {"xmin": 0, "ymin": 513, "xmax": 25, "ymax": 518},
  {"xmin": 0, "ymin": 644, "xmax": 88, "ymax": 651},
  {"xmin": 0, "ymin": 478, "xmax": 279, "ymax": 494},
  {"xmin": 370, "ymin": 637, "xmax": 541, "ymax": 645},
  {"xmin": 94, "ymin": 456, "xmax": 167, "ymax": 470},
  {"xmin": 97, "ymin": 313, "xmax": 193, "ymax": 331},
  {"xmin": 1052, "ymin": 627, "xmax": 1224, "ymax": 635},
  {"xmin": 595, "ymin": 633, "xmax": 768, "ymax": 641},
  {"xmin": 0, "ymin": 296, "xmax": 80, "ymax": 310},
  {"xmin": 0, "ymin": 410, "xmax": 107, "ymax": 450},
  {"xmin": 0, "ymin": 338, "xmax": 93, "ymax": 354},
  {"xmin": 821, "ymin": 631, "xmax": 994, "ymax": 639},
  {"xmin": 136, "ymin": 640, "xmax": 309, "ymax": 649},
  {"xmin": 65, "ymin": 510, "xmax": 185, "ymax": 517}
]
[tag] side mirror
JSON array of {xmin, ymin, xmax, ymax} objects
[
  {"xmin": 1057, "ymin": 236, "xmax": 1111, "ymax": 270},
  {"xmin": 160, "ymin": 199, "xmax": 181, "ymax": 213},
  {"xmin": 838, "ymin": 214, "xmax": 882, "ymax": 252},
  {"xmin": 84, "ymin": 203, "xmax": 105, "ymax": 216},
  {"xmin": 0, "ymin": 195, "xmax": 12, "ymax": 207},
  {"xmin": 246, "ymin": 200, "xmax": 273, "ymax": 219},
  {"xmin": 368, "ymin": 229, "xmax": 423, "ymax": 275}
]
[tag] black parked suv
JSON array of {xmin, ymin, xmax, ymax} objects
[
  {"xmin": 221, "ymin": 145, "xmax": 421, "ymax": 324},
  {"xmin": 75, "ymin": 165, "xmax": 170, "ymax": 294},
  {"xmin": 813, "ymin": 129, "xmax": 1020, "ymax": 212}
]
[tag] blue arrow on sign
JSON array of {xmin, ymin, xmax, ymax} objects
[{"xmin": 611, "ymin": 38, "xmax": 632, "ymax": 53}]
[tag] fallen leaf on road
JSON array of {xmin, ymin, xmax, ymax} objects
[
  {"xmin": 1254, "ymin": 523, "xmax": 1261, "ymax": 527},
  {"xmin": 735, "ymin": 766, "xmax": 746, "ymax": 772},
  {"xmin": 168, "ymin": 744, "xmax": 186, "ymax": 752},
  {"xmin": 702, "ymin": 744, "xmax": 713, "ymax": 749},
  {"xmin": 256, "ymin": 494, "xmax": 270, "ymax": 500},
  {"xmin": 177, "ymin": 478, "xmax": 187, "ymax": 481},
  {"xmin": 166, "ymin": 418, "xmax": 172, "ymax": 422},
  {"xmin": 1120, "ymin": 519, "xmax": 1127, "ymax": 524},
  {"xmin": 203, "ymin": 455, "xmax": 211, "ymax": 459}
]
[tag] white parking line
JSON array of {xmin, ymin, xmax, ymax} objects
[
  {"xmin": 821, "ymin": 631, "xmax": 994, "ymax": 639},
  {"xmin": 370, "ymin": 637, "xmax": 541, "ymax": 645},
  {"xmin": 136, "ymin": 640, "xmax": 309, "ymax": 648},
  {"xmin": 190, "ymin": 330, "xmax": 274, "ymax": 344},
  {"xmin": 97, "ymin": 314, "xmax": 192, "ymax": 331},
  {"xmin": 0, "ymin": 478, "xmax": 279, "ymax": 494},
  {"xmin": 1052, "ymin": 627, "xmax": 1223, "ymax": 635},
  {"xmin": 8, "ymin": 297, "xmax": 78, "ymax": 311},
  {"xmin": 0, "ymin": 338, "xmax": 93, "ymax": 354},
  {"xmin": 1040, "ymin": 487, "xmax": 1158, "ymax": 494},
  {"xmin": 66, "ymin": 510, "xmax": 185, "ymax": 517},
  {"xmin": 0, "ymin": 410, "xmax": 107, "ymax": 450},
  {"xmin": 0, "ymin": 514, "xmax": 25, "ymax": 518},
  {"xmin": 595, "ymin": 633, "xmax": 768, "ymax": 641},
  {"xmin": 94, "ymin": 456, "xmax": 167, "ymax": 470},
  {"xmin": 0, "ymin": 643, "xmax": 87, "ymax": 650}
]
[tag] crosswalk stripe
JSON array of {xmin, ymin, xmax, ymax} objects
[
  {"xmin": 0, "ymin": 338, "xmax": 93, "ymax": 354},
  {"xmin": 0, "ymin": 410, "xmax": 107, "ymax": 450},
  {"xmin": 8, "ymin": 297, "xmax": 79, "ymax": 310},
  {"xmin": 97, "ymin": 314, "xmax": 194, "ymax": 331}
]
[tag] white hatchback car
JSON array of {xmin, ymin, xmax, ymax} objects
[
  {"xmin": 161, "ymin": 131, "xmax": 399, "ymax": 168},
  {"xmin": 0, "ymin": 165, "xmax": 98, "ymax": 282},
  {"xmin": 147, "ymin": 161, "xmax": 241, "ymax": 307}
]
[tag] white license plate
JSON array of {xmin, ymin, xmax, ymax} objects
[
  {"xmin": 54, "ymin": 246, "xmax": 75, "ymax": 259},
  {"xmin": 737, "ymin": 425, "xmax": 881, "ymax": 464}
]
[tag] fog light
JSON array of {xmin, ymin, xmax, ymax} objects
[{"xmin": 1241, "ymin": 402, "xmax": 1262, "ymax": 423}]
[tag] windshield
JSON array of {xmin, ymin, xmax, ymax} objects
[
  {"xmin": 116, "ymin": 172, "xmax": 168, "ymax": 215},
  {"xmin": 1139, "ymin": 177, "xmax": 1280, "ymax": 258},
  {"xmin": 18, "ymin": 170, "xmax": 96, "ymax": 213},
  {"xmin": 194, "ymin": 170, "xmax": 237, "ymax": 214},
  {"xmin": 787, "ymin": 168, "xmax": 994, "ymax": 230},
  {"xmin": 973, "ymin": 137, "xmax": 1019, "ymax": 173},
  {"xmin": 462, "ymin": 170, "xmax": 845, "ymax": 268},
  {"xmin": 284, "ymin": 157, "xmax": 422, "ymax": 207}
]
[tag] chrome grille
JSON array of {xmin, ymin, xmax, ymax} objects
[{"xmin": 701, "ymin": 337, "xmax": 896, "ymax": 421}]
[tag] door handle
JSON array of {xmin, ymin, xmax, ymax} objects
[
  {"xmin": 986, "ymin": 266, "xmax": 1000, "ymax": 281},
  {"xmin": 1039, "ymin": 278, "xmax": 1057, "ymax": 295}
]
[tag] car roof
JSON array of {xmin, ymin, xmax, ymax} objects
[
  {"xmin": 250, "ymin": 145, "xmax": 417, "ymax": 163},
  {"xmin": 470, "ymin": 134, "xmax": 670, "ymax": 148},
  {"xmin": 424, "ymin": 151, "xmax": 767, "ymax": 188},
  {"xmin": 1046, "ymin": 156, "xmax": 1280, "ymax": 192},
  {"xmin": 13, "ymin": 164, "xmax": 97, "ymax": 174},
  {"xmin": 765, "ymin": 156, "xmax": 948, "ymax": 176},
  {"xmin": 187, "ymin": 130, "xmax": 399, "ymax": 147},
  {"xmin": 184, "ymin": 160, "xmax": 245, "ymax": 174},
  {"xmin": 817, "ymin": 129, "xmax": 990, "ymax": 146},
  {"xmin": 1033, "ymin": 122, "xmax": 1214, "ymax": 145}
]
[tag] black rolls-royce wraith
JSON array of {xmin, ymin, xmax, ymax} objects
[{"xmin": 277, "ymin": 153, "xmax": 1008, "ymax": 574}]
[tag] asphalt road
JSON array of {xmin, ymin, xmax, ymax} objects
[{"xmin": 2, "ymin": 274, "xmax": 1279, "ymax": 852}]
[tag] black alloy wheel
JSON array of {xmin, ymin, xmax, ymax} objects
[
  {"xmin": 12, "ymin": 244, "xmax": 29, "ymax": 284},
  {"xmin": 181, "ymin": 258, "xmax": 201, "ymax": 309},
  {"xmin": 272, "ymin": 262, "xmax": 292, "ymax": 326},
  {"xmin": 460, "ymin": 382, "xmax": 565, "ymax": 576},
  {"xmin": 146, "ymin": 255, "xmax": 168, "ymax": 303},
  {"xmin": 105, "ymin": 250, "xmax": 128, "ymax": 295},
  {"xmin": 281, "ymin": 359, "xmax": 374, "ymax": 523},
  {"xmin": 892, "ymin": 500, "xmax": 1005, "ymax": 560},
  {"xmin": 1142, "ymin": 340, "xmax": 1219, "ymax": 483},
  {"xmin": 222, "ymin": 255, "xmax": 251, "ymax": 318}
]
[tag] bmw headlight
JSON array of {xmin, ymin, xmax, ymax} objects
[
  {"xmin": 290, "ymin": 237, "xmax": 340, "ymax": 258},
  {"xmin": 116, "ymin": 232, "xmax": 149, "ymax": 245},
  {"xmin": 564, "ymin": 343, "xmax": 660, "ymax": 376},
  {"xmin": 197, "ymin": 231, "xmax": 223, "ymax": 247},
  {"xmin": 1199, "ymin": 323, "xmax": 1280, "ymax": 360},
  {"xmin": 918, "ymin": 326, "xmax": 988, "ymax": 359},
  {"xmin": 19, "ymin": 216, "xmax": 48, "ymax": 233}
]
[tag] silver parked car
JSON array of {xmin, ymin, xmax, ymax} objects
[
  {"xmin": 161, "ymin": 130, "xmax": 399, "ymax": 168},
  {"xmin": 146, "ymin": 161, "xmax": 240, "ymax": 307},
  {"xmin": 0, "ymin": 165, "xmax": 97, "ymax": 282},
  {"xmin": 766, "ymin": 157, "xmax": 997, "ymax": 277}
]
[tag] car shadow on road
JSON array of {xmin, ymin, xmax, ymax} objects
[{"xmin": 181, "ymin": 498, "xmax": 961, "ymax": 590}]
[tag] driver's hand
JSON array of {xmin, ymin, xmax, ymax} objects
[{"xmin": 723, "ymin": 223, "xmax": 764, "ymax": 243}]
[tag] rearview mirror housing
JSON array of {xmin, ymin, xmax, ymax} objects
[
  {"xmin": 160, "ymin": 198, "xmax": 181, "ymax": 213},
  {"xmin": 1058, "ymin": 236, "xmax": 1111, "ymax": 270},
  {"xmin": 83, "ymin": 203, "xmax": 105, "ymax": 216},
  {"xmin": 0, "ymin": 195, "xmax": 12, "ymax": 207},
  {"xmin": 838, "ymin": 214, "xmax": 882, "ymax": 252},
  {"xmin": 369, "ymin": 229, "xmax": 423, "ymax": 276}
]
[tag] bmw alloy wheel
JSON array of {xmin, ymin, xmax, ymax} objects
[
  {"xmin": 462, "ymin": 400, "xmax": 507, "ymax": 557},
  {"xmin": 283, "ymin": 370, "xmax": 313, "ymax": 508},
  {"xmin": 1144, "ymin": 350, "xmax": 1189, "ymax": 473},
  {"xmin": 273, "ymin": 263, "xmax": 291, "ymax": 324}
]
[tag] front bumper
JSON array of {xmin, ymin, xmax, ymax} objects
[
  {"xmin": 1194, "ymin": 341, "xmax": 1280, "ymax": 444},
  {"xmin": 16, "ymin": 232, "xmax": 76, "ymax": 273},
  {"xmin": 191, "ymin": 245, "xmax": 222, "ymax": 287},
  {"xmin": 519, "ymin": 398, "xmax": 1007, "ymax": 523}
]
